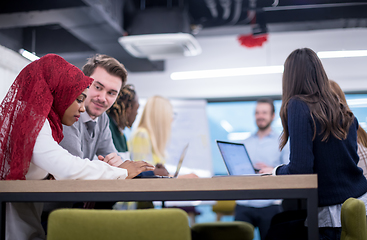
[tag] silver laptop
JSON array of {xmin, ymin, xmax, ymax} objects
[
  {"xmin": 216, "ymin": 140, "xmax": 259, "ymax": 176},
  {"xmin": 172, "ymin": 143, "xmax": 189, "ymax": 178},
  {"xmin": 152, "ymin": 143, "xmax": 189, "ymax": 178},
  {"xmin": 134, "ymin": 143, "xmax": 189, "ymax": 179}
]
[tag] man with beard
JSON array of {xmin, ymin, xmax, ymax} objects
[
  {"xmin": 234, "ymin": 98, "xmax": 289, "ymax": 240},
  {"xmin": 59, "ymin": 54, "xmax": 152, "ymax": 175}
]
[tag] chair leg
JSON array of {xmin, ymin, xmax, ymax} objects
[
  {"xmin": 216, "ymin": 213, "xmax": 223, "ymax": 221},
  {"xmin": 188, "ymin": 212, "xmax": 196, "ymax": 224}
]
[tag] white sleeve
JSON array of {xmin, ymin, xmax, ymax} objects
[
  {"xmin": 30, "ymin": 120, "xmax": 128, "ymax": 180},
  {"xmin": 272, "ymin": 164, "xmax": 285, "ymax": 176}
]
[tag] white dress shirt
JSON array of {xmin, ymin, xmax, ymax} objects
[{"xmin": 237, "ymin": 130, "xmax": 289, "ymax": 208}]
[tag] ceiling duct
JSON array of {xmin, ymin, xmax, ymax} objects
[
  {"xmin": 118, "ymin": 33, "xmax": 202, "ymax": 60},
  {"xmin": 119, "ymin": 7, "xmax": 201, "ymax": 60},
  {"xmin": 126, "ymin": 7, "xmax": 190, "ymax": 35}
]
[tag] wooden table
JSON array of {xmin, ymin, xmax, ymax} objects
[{"xmin": 0, "ymin": 174, "xmax": 318, "ymax": 239}]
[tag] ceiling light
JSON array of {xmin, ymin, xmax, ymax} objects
[
  {"xmin": 317, "ymin": 50, "xmax": 367, "ymax": 59},
  {"xmin": 171, "ymin": 65, "xmax": 284, "ymax": 80},
  {"xmin": 19, "ymin": 49, "xmax": 40, "ymax": 61},
  {"xmin": 346, "ymin": 98, "xmax": 367, "ymax": 107}
]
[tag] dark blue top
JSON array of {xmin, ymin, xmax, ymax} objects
[{"xmin": 276, "ymin": 98, "xmax": 367, "ymax": 207}]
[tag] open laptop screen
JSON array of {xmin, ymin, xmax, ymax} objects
[
  {"xmin": 217, "ymin": 141, "xmax": 256, "ymax": 175},
  {"xmin": 173, "ymin": 143, "xmax": 189, "ymax": 178}
]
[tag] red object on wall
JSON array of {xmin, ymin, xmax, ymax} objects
[{"xmin": 238, "ymin": 34, "xmax": 268, "ymax": 48}]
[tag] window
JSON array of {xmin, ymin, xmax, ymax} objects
[{"xmin": 207, "ymin": 94, "xmax": 367, "ymax": 175}]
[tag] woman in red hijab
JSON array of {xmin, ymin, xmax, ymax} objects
[{"xmin": 0, "ymin": 54, "xmax": 131, "ymax": 240}]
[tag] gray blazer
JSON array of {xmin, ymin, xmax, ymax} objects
[{"xmin": 60, "ymin": 112, "xmax": 118, "ymax": 160}]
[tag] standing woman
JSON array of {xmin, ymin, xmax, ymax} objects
[
  {"xmin": 0, "ymin": 54, "xmax": 152, "ymax": 240},
  {"xmin": 274, "ymin": 48, "xmax": 367, "ymax": 239}
]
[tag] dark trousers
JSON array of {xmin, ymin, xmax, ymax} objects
[
  {"xmin": 265, "ymin": 210, "xmax": 308, "ymax": 240},
  {"xmin": 234, "ymin": 204, "xmax": 282, "ymax": 240},
  {"xmin": 319, "ymin": 227, "xmax": 341, "ymax": 240},
  {"xmin": 265, "ymin": 209, "xmax": 342, "ymax": 240}
]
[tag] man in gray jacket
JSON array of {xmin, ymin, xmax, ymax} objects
[{"xmin": 59, "ymin": 54, "xmax": 153, "ymax": 178}]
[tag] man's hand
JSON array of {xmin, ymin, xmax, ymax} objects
[
  {"xmin": 154, "ymin": 163, "xmax": 169, "ymax": 176},
  {"xmin": 118, "ymin": 160, "xmax": 155, "ymax": 179},
  {"xmin": 98, "ymin": 153, "xmax": 123, "ymax": 167}
]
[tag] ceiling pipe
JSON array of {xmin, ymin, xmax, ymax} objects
[
  {"xmin": 219, "ymin": 0, "xmax": 232, "ymax": 20},
  {"xmin": 264, "ymin": 2, "xmax": 367, "ymax": 11},
  {"xmin": 204, "ymin": 0, "xmax": 218, "ymax": 18},
  {"xmin": 236, "ymin": 0, "xmax": 256, "ymax": 25}
]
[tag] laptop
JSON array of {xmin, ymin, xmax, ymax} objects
[
  {"xmin": 173, "ymin": 143, "xmax": 189, "ymax": 178},
  {"xmin": 216, "ymin": 140, "xmax": 260, "ymax": 176},
  {"xmin": 135, "ymin": 143, "xmax": 189, "ymax": 178}
]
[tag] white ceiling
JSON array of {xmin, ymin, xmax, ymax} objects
[{"xmin": 127, "ymin": 28, "xmax": 367, "ymax": 100}]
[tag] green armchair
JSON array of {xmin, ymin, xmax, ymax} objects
[
  {"xmin": 341, "ymin": 197, "xmax": 367, "ymax": 240},
  {"xmin": 191, "ymin": 221, "xmax": 254, "ymax": 240},
  {"xmin": 47, "ymin": 208, "xmax": 191, "ymax": 240}
]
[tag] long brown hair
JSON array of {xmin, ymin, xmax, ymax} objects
[
  {"xmin": 280, "ymin": 48, "xmax": 354, "ymax": 149},
  {"xmin": 329, "ymin": 79, "xmax": 367, "ymax": 148},
  {"xmin": 358, "ymin": 127, "xmax": 367, "ymax": 148}
]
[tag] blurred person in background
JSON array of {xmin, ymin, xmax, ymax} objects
[{"xmin": 235, "ymin": 98, "xmax": 289, "ymax": 240}]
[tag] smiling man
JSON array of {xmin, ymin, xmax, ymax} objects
[{"xmin": 59, "ymin": 54, "xmax": 153, "ymax": 177}]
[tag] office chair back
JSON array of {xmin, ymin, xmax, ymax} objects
[
  {"xmin": 47, "ymin": 208, "xmax": 191, "ymax": 240},
  {"xmin": 341, "ymin": 197, "xmax": 367, "ymax": 240},
  {"xmin": 192, "ymin": 221, "xmax": 254, "ymax": 240},
  {"xmin": 212, "ymin": 200, "xmax": 236, "ymax": 221}
]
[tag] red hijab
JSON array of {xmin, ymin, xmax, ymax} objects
[{"xmin": 0, "ymin": 54, "xmax": 93, "ymax": 180}]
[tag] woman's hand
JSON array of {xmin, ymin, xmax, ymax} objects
[
  {"xmin": 254, "ymin": 162, "xmax": 274, "ymax": 174},
  {"xmin": 119, "ymin": 160, "xmax": 155, "ymax": 179},
  {"xmin": 98, "ymin": 153, "xmax": 123, "ymax": 167}
]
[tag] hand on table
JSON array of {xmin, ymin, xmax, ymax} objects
[
  {"xmin": 254, "ymin": 162, "xmax": 274, "ymax": 174},
  {"xmin": 258, "ymin": 167, "xmax": 274, "ymax": 174},
  {"xmin": 154, "ymin": 163, "xmax": 169, "ymax": 176},
  {"xmin": 98, "ymin": 153, "xmax": 123, "ymax": 167},
  {"xmin": 177, "ymin": 173, "xmax": 199, "ymax": 179},
  {"xmin": 119, "ymin": 160, "xmax": 155, "ymax": 179}
]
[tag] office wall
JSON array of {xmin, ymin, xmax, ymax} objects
[{"xmin": 0, "ymin": 45, "xmax": 30, "ymax": 101}]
